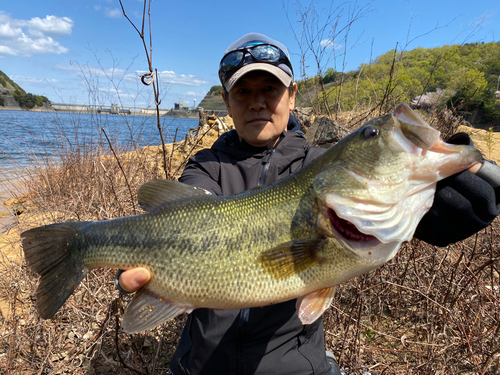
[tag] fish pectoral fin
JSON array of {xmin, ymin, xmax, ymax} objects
[
  {"xmin": 259, "ymin": 239, "xmax": 325, "ymax": 279},
  {"xmin": 122, "ymin": 288, "xmax": 193, "ymax": 334},
  {"xmin": 138, "ymin": 179, "xmax": 212, "ymax": 213},
  {"xmin": 297, "ymin": 286, "xmax": 336, "ymax": 325}
]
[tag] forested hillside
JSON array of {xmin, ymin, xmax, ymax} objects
[
  {"xmin": 314, "ymin": 41, "xmax": 500, "ymax": 122},
  {"xmin": 0, "ymin": 69, "xmax": 50, "ymax": 108}
]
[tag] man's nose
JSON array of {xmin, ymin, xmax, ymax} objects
[{"xmin": 249, "ymin": 92, "xmax": 266, "ymax": 111}]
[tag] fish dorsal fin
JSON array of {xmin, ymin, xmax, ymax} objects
[
  {"xmin": 296, "ymin": 286, "xmax": 336, "ymax": 324},
  {"xmin": 259, "ymin": 239, "xmax": 325, "ymax": 279},
  {"xmin": 393, "ymin": 103, "xmax": 439, "ymax": 149},
  {"xmin": 138, "ymin": 179, "xmax": 211, "ymax": 213},
  {"xmin": 244, "ymin": 185, "xmax": 267, "ymax": 193},
  {"xmin": 122, "ymin": 288, "xmax": 193, "ymax": 334}
]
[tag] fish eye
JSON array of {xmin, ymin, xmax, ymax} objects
[{"xmin": 361, "ymin": 126, "xmax": 379, "ymax": 139}]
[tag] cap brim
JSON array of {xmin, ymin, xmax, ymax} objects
[{"xmin": 224, "ymin": 63, "xmax": 292, "ymax": 91}]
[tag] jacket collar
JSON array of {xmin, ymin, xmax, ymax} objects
[{"xmin": 211, "ymin": 115, "xmax": 309, "ymax": 173}]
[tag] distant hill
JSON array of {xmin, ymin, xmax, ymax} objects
[
  {"xmin": 0, "ymin": 69, "xmax": 50, "ymax": 109},
  {"xmin": 0, "ymin": 70, "xmax": 25, "ymax": 96},
  {"xmin": 198, "ymin": 85, "xmax": 226, "ymax": 110}
]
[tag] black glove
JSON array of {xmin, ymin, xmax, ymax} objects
[{"xmin": 414, "ymin": 133, "xmax": 500, "ymax": 247}]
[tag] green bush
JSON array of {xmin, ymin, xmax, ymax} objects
[
  {"xmin": 13, "ymin": 90, "xmax": 50, "ymax": 109},
  {"xmin": 482, "ymin": 94, "xmax": 500, "ymax": 125},
  {"xmin": 208, "ymin": 85, "xmax": 224, "ymax": 96}
]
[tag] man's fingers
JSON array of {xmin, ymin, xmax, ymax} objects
[
  {"xmin": 119, "ymin": 268, "xmax": 151, "ymax": 293},
  {"xmin": 468, "ymin": 162, "xmax": 482, "ymax": 174},
  {"xmin": 476, "ymin": 160, "xmax": 500, "ymax": 189}
]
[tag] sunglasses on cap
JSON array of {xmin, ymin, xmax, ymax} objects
[{"xmin": 218, "ymin": 43, "xmax": 293, "ymax": 83}]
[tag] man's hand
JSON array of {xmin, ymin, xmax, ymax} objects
[
  {"xmin": 118, "ymin": 268, "xmax": 151, "ymax": 293},
  {"xmin": 414, "ymin": 133, "xmax": 500, "ymax": 246}
]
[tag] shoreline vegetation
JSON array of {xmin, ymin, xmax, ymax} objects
[{"xmin": 1, "ymin": 106, "xmax": 500, "ymax": 373}]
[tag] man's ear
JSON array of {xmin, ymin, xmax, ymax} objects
[
  {"xmin": 289, "ymin": 82, "xmax": 297, "ymax": 111},
  {"xmin": 222, "ymin": 91, "xmax": 232, "ymax": 117}
]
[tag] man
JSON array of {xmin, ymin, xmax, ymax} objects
[{"xmin": 118, "ymin": 33, "xmax": 500, "ymax": 374}]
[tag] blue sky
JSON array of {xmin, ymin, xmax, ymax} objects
[{"xmin": 0, "ymin": 0, "xmax": 498, "ymax": 109}]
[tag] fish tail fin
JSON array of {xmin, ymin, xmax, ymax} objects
[{"xmin": 21, "ymin": 222, "xmax": 89, "ymax": 319}]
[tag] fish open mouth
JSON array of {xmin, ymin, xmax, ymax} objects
[{"xmin": 327, "ymin": 207, "xmax": 376, "ymax": 242}]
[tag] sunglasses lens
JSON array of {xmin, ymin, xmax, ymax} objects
[
  {"xmin": 250, "ymin": 45, "xmax": 280, "ymax": 62},
  {"xmin": 220, "ymin": 51, "xmax": 244, "ymax": 74},
  {"xmin": 219, "ymin": 44, "xmax": 292, "ymax": 84}
]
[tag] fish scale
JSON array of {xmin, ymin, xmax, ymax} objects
[{"xmin": 21, "ymin": 103, "xmax": 482, "ymax": 333}]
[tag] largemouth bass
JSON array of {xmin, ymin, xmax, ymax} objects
[{"xmin": 21, "ymin": 103, "xmax": 482, "ymax": 333}]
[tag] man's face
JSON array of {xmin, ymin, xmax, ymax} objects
[{"xmin": 222, "ymin": 71, "xmax": 296, "ymax": 148}]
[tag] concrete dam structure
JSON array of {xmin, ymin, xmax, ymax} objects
[{"xmin": 50, "ymin": 103, "xmax": 170, "ymax": 116}]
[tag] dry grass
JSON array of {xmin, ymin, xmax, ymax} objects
[
  {"xmin": 0, "ymin": 108, "xmax": 499, "ymax": 374},
  {"xmin": 0, "ymin": 244, "xmax": 187, "ymax": 374},
  {"xmin": 324, "ymin": 228, "xmax": 500, "ymax": 374}
]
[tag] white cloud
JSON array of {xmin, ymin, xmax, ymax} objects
[
  {"xmin": 104, "ymin": 8, "xmax": 122, "ymax": 19},
  {"xmin": 55, "ymin": 63, "xmax": 209, "ymax": 91},
  {"xmin": 25, "ymin": 15, "xmax": 74, "ymax": 37},
  {"xmin": 476, "ymin": 9, "xmax": 497, "ymax": 25},
  {"xmin": 184, "ymin": 91, "xmax": 208, "ymax": 97},
  {"xmin": 9, "ymin": 75, "xmax": 59, "ymax": 84},
  {"xmin": 157, "ymin": 70, "xmax": 210, "ymax": 87},
  {"xmin": 97, "ymin": 86, "xmax": 123, "ymax": 94},
  {"xmin": 319, "ymin": 39, "xmax": 343, "ymax": 51},
  {"xmin": 0, "ymin": 22, "xmax": 20, "ymax": 38},
  {"xmin": 0, "ymin": 45, "xmax": 15, "ymax": 56},
  {"xmin": 0, "ymin": 12, "xmax": 73, "ymax": 57}
]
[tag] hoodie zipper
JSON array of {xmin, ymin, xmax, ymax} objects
[
  {"xmin": 258, "ymin": 148, "xmax": 276, "ymax": 186},
  {"xmin": 236, "ymin": 145, "xmax": 277, "ymax": 375},
  {"xmin": 236, "ymin": 308, "xmax": 250, "ymax": 375}
]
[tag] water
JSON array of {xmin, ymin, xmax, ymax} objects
[
  {"xmin": 0, "ymin": 110, "xmax": 200, "ymax": 172},
  {"xmin": 0, "ymin": 111, "xmax": 199, "ymax": 230}
]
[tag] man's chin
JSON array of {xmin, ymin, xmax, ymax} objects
[{"xmin": 245, "ymin": 134, "xmax": 281, "ymax": 148}]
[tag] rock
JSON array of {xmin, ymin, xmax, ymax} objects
[
  {"xmin": 305, "ymin": 116, "xmax": 349, "ymax": 148},
  {"xmin": 199, "ymin": 108, "xmax": 210, "ymax": 127},
  {"xmin": 1, "ymin": 96, "xmax": 21, "ymax": 109},
  {"xmin": 292, "ymin": 107, "xmax": 314, "ymax": 134},
  {"xmin": 181, "ymin": 110, "xmax": 233, "ymax": 152}
]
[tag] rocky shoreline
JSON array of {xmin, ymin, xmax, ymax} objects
[{"xmin": 0, "ymin": 180, "xmax": 17, "ymax": 234}]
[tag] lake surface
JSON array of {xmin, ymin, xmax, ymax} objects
[
  {"xmin": 0, "ymin": 110, "xmax": 200, "ymax": 230},
  {"xmin": 0, "ymin": 110, "xmax": 199, "ymax": 173}
]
